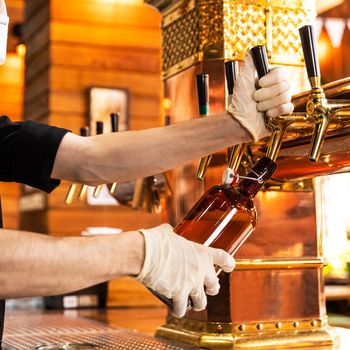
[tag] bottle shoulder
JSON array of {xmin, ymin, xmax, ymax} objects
[{"xmin": 206, "ymin": 185, "xmax": 255, "ymax": 210}]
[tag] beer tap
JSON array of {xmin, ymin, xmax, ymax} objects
[
  {"xmin": 299, "ymin": 25, "xmax": 350, "ymax": 162},
  {"xmin": 109, "ymin": 113, "xmax": 119, "ymax": 195},
  {"xmin": 250, "ymin": 45, "xmax": 308, "ymax": 162},
  {"xmin": 195, "ymin": 74, "xmax": 211, "ymax": 181},
  {"xmin": 225, "ymin": 60, "xmax": 246, "ymax": 170},
  {"xmin": 65, "ymin": 126, "xmax": 90, "ymax": 204},
  {"xmin": 93, "ymin": 121, "xmax": 104, "ymax": 198}
]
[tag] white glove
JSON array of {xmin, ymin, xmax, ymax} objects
[
  {"xmin": 136, "ymin": 224, "xmax": 235, "ymax": 318},
  {"xmin": 228, "ymin": 52, "xmax": 294, "ymax": 142},
  {"xmin": 0, "ymin": 0, "xmax": 9, "ymax": 66}
]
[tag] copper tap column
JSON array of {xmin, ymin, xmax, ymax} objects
[{"xmin": 142, "ymin": 0, "xmax": 350, "ymax": 349}]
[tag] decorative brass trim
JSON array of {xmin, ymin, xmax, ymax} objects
[
  {"xmin": 310, "ymin": 76, "xmax": 322, "ymax": 89},
  {"xmin": 148, "ymin": 0, "xmax": 315, "ymax": 77},
  {"xmin": 156, "ymin": 316, "xmax": 339, "ymax": 349},
  {"xmin": 234, "ymin": 257, "xmax": 326, "ymax": 270}
]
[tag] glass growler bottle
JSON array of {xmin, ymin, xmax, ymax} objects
[{"xmin": 174, "ymin": 157, "xmax": 277, "ymax": 257}]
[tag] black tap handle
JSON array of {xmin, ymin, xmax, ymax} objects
[
  {"xmin": 299, "ymin": 25, "xmax": 320, "ymax": 79},
  {"xmin": 164, "ymin": 115, "xmax": 171, "ymax": 127},
  {"xmin": 225, "ymin": 61, "xmax": 239, "ymax": 95},
  {"xmin": 147, "ymin": 288, "xmax": 193, "ymax": 312},
  {"xmin": 80, "ymin": 126, "xmax": 90, "ymax": 137},
  {"xmin": 251, "ymin": 46, "xmax": 270, "ymax": 79},
  {"xmin": 96, "ymin": 121, "xmax": 104, "ymax": 135},
  {"xmin": 110, "ymin": 113, "xmax": 119, "ymax": 133},
  {"xmin": 196, "ymin": 74, "xmax": 209, "ymax": 112}
]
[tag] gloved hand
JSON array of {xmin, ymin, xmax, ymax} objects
[
  {"xmin": 228, "ymin": 52, "xmax": 294, "ymax": 142},
  {"xmin": 0, "ymin": 0, "xmax": 7, "ymax": 15},
  {"xmin": 135, "ymin": 224, "xmax": 235, "ymax": 318}
]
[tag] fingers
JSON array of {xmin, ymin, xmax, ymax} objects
[
  {"xmin": 209, "ymin": 247, "xmax": 235, "ymax": 273},
  {"xmin": 253, "ymin": 80, "xmax": 290, "ymax": 102},
  {"xmin": 173, "ymin": 294, "xmax": 190, "ymax": 318},
  {"xmin": 257, "ymin": 91, "xmax": 291, "ymax": 112},
  {"xmin": 266, "ymin": 102, "xmax": 294, "ymax": 117},
  {"xmin": 204, "ymin": 266, "xmax": 220, "ymax": 296},
  {"xmin": 258, "ymin": 67, "xmax": 288, "ymax": 88},
  {"xmin": 190, "ymin": 288, "xmax": 207, "ymax": 312}
]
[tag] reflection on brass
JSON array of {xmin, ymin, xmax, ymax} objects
[
  {"xmin": 35, "ymin": 344, "xmax": 95, "ymax": 350},
  {"xmin": 156, "ymin": 316, "xmax": 338, "ymax": 349},
  {"xmin": 109, "ymin": 182, "xmax": 118, "ymax": 195},
  {"xmin": 93, "ymin": 185, "xmax": 103, "ymax": 198},
  {"xmin": 227, "ymin": 144, "xmax": 245, "ymax": 171},
  {"xmin": 65, "ymin": 184, "xmax": 78, "ymax": 204},
  {"xmin": 234, "ymin": 257, "xmax": 326, "ymax": 270},
  {"xmin": 78, "ymin": 185, "xmax": 88, "ymax": 201},
  {"xmin": 196, "ymin": 155, "xmax": 212, "ymax": 181},
  {"xmin": 310, "ymin": 76, "xmax": 321, "ymax": 89},
  {"xmin": 265, "ymin": 178, "xmax": 313, "ymax": 192},
  {"xmin": 146, "ymin": 0, "xmax": 314, "ymax": 78}
]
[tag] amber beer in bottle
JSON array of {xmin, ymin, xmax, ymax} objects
[{"xmin": 174, "ymin": 157, "xmax": 277, "ymax": 256}]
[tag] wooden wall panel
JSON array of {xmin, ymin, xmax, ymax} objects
[
  {"xmin": 0, "ymin": 0, "xmax": 25, "ymax": 230},
  {"xmin": 23, "ymin": 0, "xmax": 163, "ymax": 307}
]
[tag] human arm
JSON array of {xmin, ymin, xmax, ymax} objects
[
  {"xmin": 52, "ymin": 113, "xmax": 251, "ymax": 185},
  {"xmin": 52, "ymin": 55, "xmax": 293, "ymax": 185},
  {"xmin": 0, "ymin": 224, "xmax": 234, "ymax": 318},
  {"xmin": 0, "ymin": 228, "xmax": 144, "ymax": 299}
]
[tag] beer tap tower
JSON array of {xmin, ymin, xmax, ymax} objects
[{"xmin": 146, "ymin": 0, "xmax": 350, "ymax": 348}]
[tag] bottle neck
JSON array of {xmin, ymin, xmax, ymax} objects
[
  {"xmin": 236, "ymin": 157, "xmax": 277, "ymax": 198},
  {"xmin": 237, "ymin": 178, "xmax": 264, "ymax": 198}
]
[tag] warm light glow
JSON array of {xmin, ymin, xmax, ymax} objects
[
  {"xmin": 316, "ymin": 174, "xmax": 350, "ymax": 278},
  {"xmin": 318, "ymin": 29, "xmax": 331, "ymax": 64},
  {"xmin": 98, "ymin": 0, "xmax": 143, "ymax": 4},
  {"xmin": 163, "ymin": 98, "xmax": 172, "ymax": 111},
  {"xmin": 16, "ymin": 44, "xmax": 26, "ymax": 57}
]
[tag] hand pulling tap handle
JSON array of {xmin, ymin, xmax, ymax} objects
[
  {"xmin": 225, "ymin": 61, "xmax": 244, "ymax": 170},
  {"xmin": 94, "ymin": 122, "xmax": 104, "ymax": 198},
  {"xmin": 251, "ymin": 45, "xmax": 270, "ymax": 79},
  {"xmin": 251, "ymin": 45, "xmax": 288, "ymax": 162},
  {"xmin": 299, "ymin": 25, "xmax": 327, "ymax": 162},
  {"xmin": 196, "ymin": 74, "xmax": 212, "ymax": 181},
  {"xmin": 299, "ymin": 25, "xmax": 321, "ymax": 88},
  {"xmin": 109, "ymin": 113, "xmax": 120, "ymax": 194}
]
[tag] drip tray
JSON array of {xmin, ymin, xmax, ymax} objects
[
  {"xmin": 35, "ymin": 344, "xmax": 95, "ymax": 350},
  {"xmin": 3, "ymin": 313, "xmax": 196, "ymax": 350}
]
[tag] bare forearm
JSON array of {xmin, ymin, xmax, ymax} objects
[
  {"xmin": 52, "ymin": 112, "xmax": 251, "ymax": 184},
  {"xmin": 0, "ymin": 229, "xmax": 144, "ymax": 299}
]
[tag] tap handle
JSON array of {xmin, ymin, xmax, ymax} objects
[
  {"xmin": 80, "ymin": 126, "xmax": 90, "ymax": 137},
  {"xmin": 251, "ymin": 45, "xmax": 270, "ymax": 79},
  {"xmin": 299, "ymin": 25, "xmax": 321, "ymax": 85},
  {"xmin": 196, "ymin": 74, "xmax": 209, "ymax": 116},
  {"xmin": 110, "ymin": 113, "xmax": 120, "ymax": 133},
  {"xmin": 96, "ymin": 121, "xmax": 104, "ymax": 135},
  {"xmin": 225, "ymin": 61, "xmax": 239, "ymax": 95},
  {"xmin": 164, "ymin": 115, "xmax": 171, "ymax": 127}
]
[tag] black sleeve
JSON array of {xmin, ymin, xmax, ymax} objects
[{"xmin": 0, "ymin": 116, "xmax": 70, "ymax": 193}]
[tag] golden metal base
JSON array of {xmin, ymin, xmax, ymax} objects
[{"xmin": 156, "ymin": 317, "xmax": 340, "ymax": 349}]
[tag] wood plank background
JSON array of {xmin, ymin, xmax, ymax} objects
[
  {"xmin": 22, "ymin": 0, "xmax": 163, "ymax": 307},
  {"xmin": 0, "ymin": 0, "xmax": 25, "ymax": 230}
]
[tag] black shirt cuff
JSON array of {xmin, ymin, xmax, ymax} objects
[{"xmin": 12, "ymin": 121, "xmax": 70, "ymax": 193}]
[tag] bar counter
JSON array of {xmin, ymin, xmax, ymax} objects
[{"xmin": 2, "ymin": 308, "xmax": 350, "ymax": 350}]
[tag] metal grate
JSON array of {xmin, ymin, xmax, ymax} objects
[{"xmin": 3, "ymin": 313, "xmax": 196, "ymax": 350}]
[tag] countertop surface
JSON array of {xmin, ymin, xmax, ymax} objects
[{"xmin": 3, "ymin": 308, "xmax": 350, "ymax": 349}]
